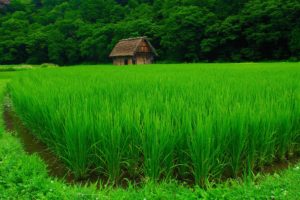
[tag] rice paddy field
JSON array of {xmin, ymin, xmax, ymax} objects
[{"xmin": 7, "ymin": 63, "xmax": 300, "ymax": 186}]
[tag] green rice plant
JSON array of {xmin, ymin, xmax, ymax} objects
[
  {"xmin": 188, "ymin": 113, "xmax": 215, "ymax": 186},
  {"xmin": 140, "ymin": 103, "xmax": 177, "ymax": 181},
  {"xmin": 7, "ymin": 63, "xmax": 300, "ymax": 186}
]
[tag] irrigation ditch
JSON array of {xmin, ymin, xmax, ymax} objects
[
  {"xmin": 3, "ymin": 95, "xmax": 75, "ymax": 183},
  {"xmin": 2, "ymin": 95, "xmax": 300, "ymax": 187}
]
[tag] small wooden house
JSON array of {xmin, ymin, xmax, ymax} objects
[
  {"xmin": 0, "ymin": 0, "xmax": 10, "ymax": 8},
  {"xmin": 109, "ymin": 37, "xmax": 158, "ymax": 65}
]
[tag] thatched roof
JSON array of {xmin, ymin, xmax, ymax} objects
[
  {"xmin": 0, "ymin": 0, "xmax": 10, "ymax": 8},
  {"xmin": 109, "ymin": 37, "xmax": 158, "ymax": 57}
]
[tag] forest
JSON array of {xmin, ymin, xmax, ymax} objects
[{"xmin": 0, "ymin": 0, "xmax": 300, "ymax": 65}]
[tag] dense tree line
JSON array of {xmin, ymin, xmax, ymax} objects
[{"xmin": 0, "ymin": 0, "xmax": 300, "ymax": 65}]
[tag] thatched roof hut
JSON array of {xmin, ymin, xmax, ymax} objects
[
  {"xmin": 109, "ymin": 37, "xmax": 158, "ymax": 65},
  {"xmin": 0, "ymin": 0, "xmax": 10, "ymax": 8}
]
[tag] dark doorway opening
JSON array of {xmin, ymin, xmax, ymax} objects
[
  {"xmin": 124, "ymin": 58, "xmax": 128, "ymax": 65},
  {"xmin": 132, "ymin": 58, "xmax": 136, "ymax": 65}
]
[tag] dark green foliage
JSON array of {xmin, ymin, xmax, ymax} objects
[{"xmin": 0, "ymin": 0, "xmax": 300, "ymax": 65}]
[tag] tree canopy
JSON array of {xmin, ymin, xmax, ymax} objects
[{"xmin": 0, "ymin": 0, "xmax": 299, "ymax": 65}]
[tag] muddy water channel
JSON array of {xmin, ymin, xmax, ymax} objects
[{"xmin": 3, "ymin": 96, "xmax": 75, "ymax": 183}]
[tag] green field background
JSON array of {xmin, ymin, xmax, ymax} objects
[{"xmin": 7, "ymin": 63, "xmax": 300, "ymax": 186}]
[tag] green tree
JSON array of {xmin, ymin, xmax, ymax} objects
[{"xmin": 159, "ymin": 6, "xmax": 217, "ymax": 62}]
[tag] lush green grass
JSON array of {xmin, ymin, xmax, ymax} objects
[
  {"xmin": 8, "ymin": 63, "xmax": 300, "ymax": 186},
  {"xmin": 0, "ymin": 64, "xmax": 58, "ymax": 72},
  {"xmin": 1, "ymin": 67, "xmax": 300, "ymax": 199}
]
